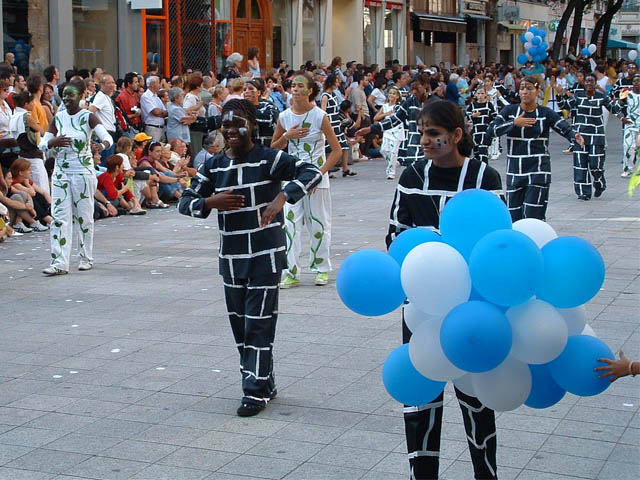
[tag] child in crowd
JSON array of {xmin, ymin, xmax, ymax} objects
[
  {"xmin": 97, "ymin": 155, "xmax": 146, "ymax": 215},
  {"xmin": 466, "ymin": 86, "xmax": 497, "ymax": 164},
  {"xmin": 8, "ymin": 158, "xmax": 51, "ymax": 231},
  {"xmin": 374, "ymin": 86, "xmax": 404, "ymax": 179}
]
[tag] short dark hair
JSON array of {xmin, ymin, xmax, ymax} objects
[
  {"xmin": 43, "ymin": 65, "xmax": 57, "ymax": 83},
  {"xmin": 418, "ymin": 100, "xmax": 474, "ymax": 157},
  {"xmin": 13, "ymin": 91, "xmax": 34, "ymax": 108},
  {"xmin": 123, "ymin": 72, "xmax": 137, "ymax": 87},
  {"xmin": 26, "ymin": 75, "xmax": 42, "ymax": 94},
  {"xmin": 78, "ymin": 69, "xmax": 90, "ymax": 79},
  {"xmin": 65, "ymin": 69, "xmax": 76, "ymax": 82},
  {"xmin": 148, "ymin": 62, "xmax": 158, "ymax": 72}
]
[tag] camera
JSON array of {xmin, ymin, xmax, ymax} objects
[{"xmin": 131, "ymin": 106, "xmax": 140, "ymax": 113}]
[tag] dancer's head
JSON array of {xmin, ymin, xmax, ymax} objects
[{"xmin": 417, "ymin": 100, "xmax": 474, "ymax": 165}]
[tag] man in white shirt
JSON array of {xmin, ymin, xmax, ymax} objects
[
  {"xmin": 141, "ymin": 76, "xmax": 167, "ymax": 141},
  {"xmin": 90, "ymin": 74, "xmax": 117, "ymax": 164}
]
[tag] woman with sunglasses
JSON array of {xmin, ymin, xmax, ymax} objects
[{"xmin": 179, "ymin": 99, "xmax": 321, "ymax": 417}]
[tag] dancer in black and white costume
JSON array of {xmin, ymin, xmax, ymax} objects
[
  {"xmin": 482, "ymin": 74, "xmax": 510, "ymax": 160},
  {"xmin": 242, "ymin": 78, "xmax": 279, "ymax": 147},
  {"xmin": 558, "ymin": 73, "xmax": 618, "ymax": 200},
  {"xmin": 388, "ymin": 100, "xmax": 503, "ymax": 480},
  {"xmin": 489, "ymin": 76, "xmax": 584, "ymax": 221},
  {"xmin": 356, "ymin": 74, "xmax": 437, "ymax": 166},
  {"xmin": 320, "ymin": 73, "xmax": 355, "ymax": 176},
  {"xmin": 466, "ymin": 87, "xmax": 497, "ymax": 164},
  {"xmin": 178, "ymin": 99, "xmax": 321, "ymax": 417}
]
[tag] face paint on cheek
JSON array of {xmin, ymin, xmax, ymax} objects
[
  {"xmin": 239, "ymin": 127, "xmax": 248, "ymax": 135},
  {"xmin": 434, "ymin": 136, "xmax": 449, "ymax": 149}
]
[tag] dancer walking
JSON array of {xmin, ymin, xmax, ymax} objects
[
  {"xmin": 465, "ymin": 86, "xmax": 497, "ymax": 164},
  {"xmin": 374, "ymin": 86, "xmax": 404, "ymax": 179}
]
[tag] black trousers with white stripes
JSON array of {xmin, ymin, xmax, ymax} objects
[
  {"xmin": 573, "ymin": 144, "xmax": 606, "ymax": 198},
  {"xmin": 403, "ymin": 321, "xmax": 498, "ymax": 480},
  {"xmin": 223, "ymin": 274, "xmax": 279, "ymax": 405},
  {"xmin": 506, "ymin": 182, "xmax": 550, "ymax": 222}
]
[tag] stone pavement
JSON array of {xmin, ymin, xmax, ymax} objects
[{"xmin": 0, "ymin": 120, "xmax": 638, "ymax": 480}]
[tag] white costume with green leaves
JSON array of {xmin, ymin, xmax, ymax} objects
[
  {"xmin": 621, "ymin": 92, "xmax": 640, "ymax": 175},
  {"xmin": 280, "ymin": 106, "xmax": 332, "ymax": 277},
  {"xmin": 49, "ymin": 109, "xmax": 98, "ymax": 270}
]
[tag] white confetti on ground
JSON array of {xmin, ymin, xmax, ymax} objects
[
  {"xmin": 52, "ymin": 375, "xmax": 63, "ymax": 379},
  {"xmin": 69, "ymin": 371, "xmax": 78, "ymax": 374},
  {"xmin": 185, "ymin": 265, "xmax": 192, "ymax": 268},
  {"xmin": 623, "ymin": 403, "xmax": 634, "ymax": 407},
  {"xmin": 71, "ymin": 324, "xmax": 79, "ymax": 328},
  {"xmin": 201, "ymin": 288, "xmax": 208, "ymax": 291},
  {"xmin": 156, "ymin": 367, "xmax": 166, "ymax": 370},
  {"xmin": 15, "ymin": 253, "xmax": 24, "ymax": 256},
  {"xmin": 110, "ymin": 348, "xmax": 120, "ymax": 353},
  {"xmin": 75, "ymin": 300, "xmax": 83, "ymax": 303},
  {"xmin": 211, "ymin": 369, "xmax": 221, "ymax": 373}
]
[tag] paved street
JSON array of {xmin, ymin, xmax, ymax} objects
[{"xmin": 0, "ymin": 120, "xmax": 638, "ymax": 480}]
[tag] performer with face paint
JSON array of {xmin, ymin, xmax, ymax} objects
[
  {"xmin": 466, "ymin": 87, "xmax": 497, "ymax": 164},
  {"xmin": 558, "ymin": 73, "xmax": 619, "ymax": 199},
  {"xmin": 488, "ymin": 76, "xmax": 584, "ymax": 221},
  {"xmin": 387, "ymin": 101, "xmax": 504, "ymax": 480},
  {"xmin": 616, "ymin": 75, "xmax": 640, "ymax": 177},
  {"xmin": 41, "ymin": 79, "xmax": 113, "ymax": 275},
  {"xmin": 178, "ymin": 99, "xmax": 321, "ymax": 417},
  {"xmin": 271, "ymin": 72, "xmax": 342, "ymax": 288}
]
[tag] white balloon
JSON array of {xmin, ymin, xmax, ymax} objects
[
  {"xmin": 453, "ymin": 373, "xmax": 476, "ymax": 396},
  {"xmin": 506, "ymin": 299, "xmax": 568, "ymax": 364},
  {"xmin": 581, "ymin": 324, "xmax": 598, "ymax": 337},
  {"xmin": 524, "ymin": 32, "xmax": 534, "ymax": 42},
  {"xmin": 524, "ymin": 42, "xmax": 533, "ymax": 51},
  {"xmin": 512, "ymin": 218, "xmax": 558, "ymax": 249},
  {"xmin": 409, "ymin": 315, "xmax": 465, "ymax": 381},
  {"xmin": 472, "ymin": 357, "xmax": 532, "ymax": 411},
  {"xmin": 637, "ymin": 42, "xmax": 640, "ymax": 52},
  {"xmin": 401, "ymin": 242, "xmax": 471, "ymax": 316},
  {"xmin": 588, "ymin": 44, "xmax": 597, "ymax": 54},
  {"xmin": 404, "ymin": 302, "xmax": 441, "ymax": 333},
  {"xmin": 629, "ymin": 50, "xmax": 638, "ymax": 62},
  {"xmin": 557, "ymin": 305, "xmax": 587, "ymax": 336}
]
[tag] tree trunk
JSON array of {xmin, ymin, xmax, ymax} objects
[
  {"xmin": 485, "ymin": 0, "xmax": 499, "ymax": 63},
  {"xmin": 591, "ymin": 0, "xmax": 624, "ymax": 55},
  {"xmin": 551, "ymin": 0, "xmax": 579, "ymax": 61},
  {"xmin": 569, "ymin": 0, "xmax": 586, "ymax": 54}
]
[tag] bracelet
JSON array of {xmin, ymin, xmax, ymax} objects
[{"xmin": 629, "ymin": 361, "xmax": 637, "ymax": 377}]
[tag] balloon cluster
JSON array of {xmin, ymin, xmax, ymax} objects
[
  {"xmin": 8, "ymin": 40, "xmax": 32, "ymax": 73},
  {"xmin": 337, "ymin": 189, "xmax": 615, "ymax": 412},
  {"xmin": 518, "ymin": 27, "xmax": 548, "ymax": 65},
  {"xmin": 581, "ymin": 43, "xmax": 598, "ymax": 57}
]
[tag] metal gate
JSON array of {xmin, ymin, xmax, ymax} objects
[{"xmin": 168, "ymin": 0, "xmax": 216, "ymax": 75}]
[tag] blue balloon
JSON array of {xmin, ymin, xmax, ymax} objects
[
  {"xmin": 337, "ymin": 249, "xmax": 405, "ymax": 316},
  {"xmin": 440, "ymin": 301, "xmax": 513, "ymax": 373},
  {"xmin": 520, "ymin": 33, "xmax": 527, "ymax": 43},
  {"xmin": 388, "ymin": 228, "xmax": 441, "ymax": 266},
  {"xmin": 533, "ymin": 54, "xmax": 542, "ymax": 63},
  {"xmin": 532, "ymin": 36, "xmax": 541, "ymax": 46},
  {"xmin": 581, "ymin": 47, "xmax": 590, "ymax": 56},
  {"xmin": 537, "ymin": 236, "xmax": 605, "ymax": 309},
  {"xmin": 549, "ymin": 335, "xmax": 614, "ymax": 396},
  {"xmin": 525, "ymin": 363, "xmax": 566, "ymax": 408},
  {"xmin": 469, "ymin": 229, "xmax": 543, "ymax": 307},
  {"xmin": 529, "ymin": 26, "xmax": 537, "ymax": 34},
  {"xmin": 517, "ymin": 54, "xmax": 529, "ymax": 65},
  {"xmin": 539, "ymin": 30, "xmax": 546, "ymax": 38},
  {"xmin": 383, "ymin": 344, "xmax": 446, "ymax": 406},
  {"xmin": 440, "ymin": 189, "xmax": 512, "ymax": 260}
]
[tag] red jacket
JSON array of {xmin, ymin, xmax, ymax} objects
[{"xmin": 97, "ymin": 172, "xmax": 133, "ymax": 201}]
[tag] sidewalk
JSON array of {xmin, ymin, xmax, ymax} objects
[{"xmin": 0, "ymin": 120, "xmax": 637, "ymax": 479}]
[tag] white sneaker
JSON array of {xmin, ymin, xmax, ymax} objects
[
  {"xmin": 621, "ymin": 170, "xmax": 632, "ymax": 178},
  {"xmin": 12, "ymin": 222, "xmax": 33, "ymax": 233},
  {"xmin": 78, "ymin": 262, "xmax": 93, "ymax": 271},
  {"xmin": 30, "ymin": 221, "xmax": 49, "ymax": 232},
  {"xmin": 42, "ymin": 266, "xmax": 68, "ymax": 276}
]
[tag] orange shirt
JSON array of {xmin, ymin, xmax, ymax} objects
[{"xmin": 31, "ymin": 99, "xmax": 48, "ymax": 131}]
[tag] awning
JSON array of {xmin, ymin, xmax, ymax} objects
[
  {"xmin": 498, "ymin": 21, "xmax": 527, "ymax": 33},
  {"xmin": 413, "ymin": 12, "xmax": 467, "ymax": 33},
  {"xmin": 607, "ymin": 38, "xmax": 639, "ymax": 49},
  {"xmin": 466, "ymin": 13, "xmax": 492, "ymax": 21}
]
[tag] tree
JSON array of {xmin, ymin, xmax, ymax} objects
[
  {"xmin": 551, "ymin": 0, "xmax": 580, "ymax": 61},
  {"xmin": 569, "ymin": 1, "xmax": 593, "ymax": 54},
  {"xmin": 591, "ymin": 0, "xmax": 624, "ymax": 55},
  {"xmin": 486, "ymin": 0, "xmax": 499, "ymax": 63}
]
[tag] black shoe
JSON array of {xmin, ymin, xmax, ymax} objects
[
  {"xmin": 269, "ymin": 388, "xmax": 278, "ymax": 400},
  {"xmin": 577, "ymin": 195, "xmax": 590, "ymax": 201},
  {"xmin": 594, "ymin": 188, "xmax": 605, "ymax": 198},
  {"xmin": 237, "ymin": 402, "xmax": 265, "ymax": 417},
  {"xmin": 342, "ymin": 169, "xmax": 357, "ymax": 177},
  {"xmin": 329, "ymin": 167, "xmax": 340, "ymax": 173}
]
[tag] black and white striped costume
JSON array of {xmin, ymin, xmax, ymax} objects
[
  {"xmin": 611, "ymin": 77, "xmax": 633, "ymax": 101},
  {"xmin": 370, "ymin": 95, "xmax": 437, "ymax": 166},
  {"xmin": 386, "ymin": 158, "xmax": 503, "ymax": 480},
  {"xmin": 321, "ymin": 91, "xmax": 349, "ymax": 151},
  {"xmin": 178, "ymin": 145, "xmax": 322, "ymax": 406},
  {"xmin": 488, "ymin": 104, "xmax": 577, "ymax": 220},
  {"xmin": 466, "ymin": 101, "xmax": 497, "ymax": 164},
  {"xmin": 256, "ymin": 98, "xmax": 279, "ymax": 147},
  {"xmin": 558, "ymin": 91, "xmax": 618, "ymax": 198},
  {"xmin": 568, "ymin": 83, "xmax": 585, "ymax": 121}
]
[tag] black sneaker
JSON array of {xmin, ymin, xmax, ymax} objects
[
  {"xmin": 237, "ymin": 402, "xmax": 265, "ymax": 417},
  {"xmin": 594, "ymin": 188, "xmax": 605, "ymax": 198},
  {"xmin": 577, "ymin": 195, "xmax": 590, "ymax": 201}
]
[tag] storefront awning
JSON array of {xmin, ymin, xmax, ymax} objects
[
  {"xmin": 498, "ymin": 21, "xmax": 527, "ymax": 33},
  {"xmin": 608, "ymin": 38, "xmax": 639, "ymax": 49},
  {"xmin": 466, "ymin": 13, "xmax": 492, "ymax": 21},
  {"xmin": 413, "ymin": 12, "xmax": 467, "ymax": 33}
]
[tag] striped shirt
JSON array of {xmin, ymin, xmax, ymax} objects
[
  {"xmin": 178, "ymin": 144, "xmax": 322, "ymax": 279},
  {"xmin": 466, "ymin": 101, "xmax": 497, "ymax": 147},
  {"xmin": 558, "ymin": 91, "xmax": 618, "ymax": 146},
  {"xmin": 256, "ymin": 98, "xmax": 279, "ymax": 147}
]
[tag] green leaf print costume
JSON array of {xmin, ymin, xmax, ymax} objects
[
  {"xmin": 279, "ymin": 106, "xmax": 332, "ymax": 278},
  {"xmin": 48, "ymin": 108, "xmax": 99, "ymax": 271}
]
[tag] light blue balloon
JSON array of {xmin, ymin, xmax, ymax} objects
[
  {"xmin": 581, "ymin": 47, "xmax": 590, "ymax": 56},
  {"xmin": 440, "ymin": 301, "xmax": 513, "ymax": 373},
  {"xmin": 469, "ymin": 229, "xmax": 543, "ymax": 307},
  {"xmin": 520, "ymin": 33, "xmax": 527, "ymax": 43},
  {"xmin": 388, "ymin": 228, "xmax": 441, "ymax": 266},
  {"xmin": 382, "ymin": 344, "xmax": 446, "ymax": 406},
  {"xmin": 539, "ymin": 30, "xmax": 546, "ymax": 38},
  {"xmin": 440, "ymin": 189, "xmax": 512, "ymax": 260},
  {"xmin": 549, "ymin": 335, "xmax": 614, "ymax": 396},
  {"xmin": 532, "ymin": 36, "xmax": 541, "ymax": 46},
  {"xmin": 517, "ymin": 54, "xmax": 529, "ymax": 65},
  {"xmin": 526, "ymin": 363, "xmax": 566, "ymax": 408},
  {"xmin": 337, "ymin": 250, "xmax": 406, "ymax": 316},
  {"xmin": 537, "ymin": 236, "xmax": 605, "ymax": 309}
]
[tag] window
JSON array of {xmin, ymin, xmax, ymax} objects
[
  {"xmin": 73, "ymin": 0, "xmax": 118, "ymax": 75},
  {"xmin": 303, "ymin": 0, "xmax": 320, "ymax": 62},
  {"xmin": 251, "ymin": 0, "xmax": 261, "ymax": 19},
  {"xmin": 384, "ymin": 8, "xmax": 394, "ymax": 63},
  {"xmin": 363, "ymin": 6, "xmax": 376, "ymax": 65},
  {"xmin": 236, "ymin": 0, "xmax": 246, "ymax": 18},
  {"xmin": 216, "ymin": 0, "xmax": 231, "ymax": 20}
]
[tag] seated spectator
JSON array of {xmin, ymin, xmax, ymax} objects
[
  {"xmin": 137, "ymin": 141, "xmax": 182, "ymax": 204},
  {"xmin": 192, "ymin": 132, "xmax": 223, "ymax": 171},
  {"xmin": 133, "ymin": 132, "xmax": 152, "ymax": 161},
  {"xmin": 167, "ymin": 138, "xmax": 195, "ymax": 176},
  {"xmin": 97, "ymin": 155, "xmax": 146, "ymax": 215},
  {"xmin": 2, "ymin": 168, "xmax": 41, "ymax": 233},
  {"xmin": 94, "ymin": 188, "xmax": 119, "ymax": 220},
  {"xmin": 9, "ymin": 158, "xmax": 51, "ymax": 230},
  {"xmin": 114, "ymin": 136, "xmax": 162, "ymax": 207}
]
